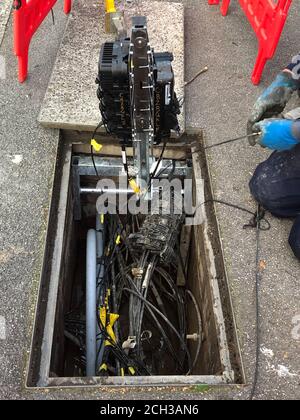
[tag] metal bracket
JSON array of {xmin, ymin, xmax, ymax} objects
[{"xmin": 72, "ymin": 155, "xmax": 189, "ymax": 221}]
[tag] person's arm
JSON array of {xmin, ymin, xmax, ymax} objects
[
  {"xmin": 251, "ymin": 119, "xmax": 300, "ymax": 151},
  {"xmin": 248, "ymin": 55, "xmax": 300, "ymax": 133}
]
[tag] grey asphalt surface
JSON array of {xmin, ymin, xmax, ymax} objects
[{"xmin": 0, "ymin": 0, "xmax": 299, "ymax": 400}]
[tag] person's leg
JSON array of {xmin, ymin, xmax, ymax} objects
[
  {"xmin": 249, "ymin": 144, "xmax": 300, "ymax": 218},
  {"xmin": 289, "ymin": 215, "xmax": 300, "ymax": 260}
]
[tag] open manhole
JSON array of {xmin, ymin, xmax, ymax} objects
[{"xmin": 27, "ymin": 132, "xmax": 243, "ymax": 388}]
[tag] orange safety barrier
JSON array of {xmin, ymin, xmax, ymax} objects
[
  {"xmin": 208, "ymin": 0, "xmax": 292, "ymax": 84},
  {"xmin": 13, "ymin": 0, "xmax": 72, "ymax": 82}
]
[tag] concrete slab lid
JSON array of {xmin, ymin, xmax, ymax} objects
[{"xmin": 38, "ymin": 0, "xmax": 185, "ymax": 133}]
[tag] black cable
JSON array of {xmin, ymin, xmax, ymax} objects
[
  {"xmin": 177, "ymin": 238, "xmax": 188, "ymax": 285},
  {"xmin": 192, "ymin": 197, "xmax": 267, "ymax": 394},
  {"xmin": 249, "ymin": 205, "xmax": 263, "ymax": 400},
  {"xmin": 178, "ymin": 96, "xmax": 185, "ymax": 108},
  {"xmin": 153, "ymin": 160, "xmax": 173, "ymax": 180},
  {"xmin": 158, "ymin": 262, "xmax": 187, "ymax": 357},
  {"xmin": 96, "ymin": 306, "xmax": 149, "ymax": 376},
  {"xmin": 151, "ymin": 137, "xmax": 168, "ymax": 181},
  {"xmin": 91, "ymin": 210, "xmax": 194, "ymax": 376},
  {"xmin": 115, "ymin": 213, "xmax": 138, "ymax": 262},
  {"xmin": 90, "ymin": 121, "xmax": 104, "ymax": 179},
  {"xmin": 91, "ymin": 145, "xmax": 100, "ymax": 179},
  {"xmin": 192, "ymin": 199, "xmax": 271, "ymax": 231},
  {"xmin": 150, "ymin": 282, "xmax": 168, "ymax": 318},
  {"xmin": 190, "ymin": 193, "xmax": 269, "ymax": 392},
  {"xmin": 123, "ymin": 287, "xmax": 192, "ymax": 374},
  {"xmin": 122, "ymin": 283, "xmax": 187, "ymax": 373},
  {"xmin": 186, "ymin": 290, "xmax": 202, "ymax": 372},
  {"xmin": 204, "ymin": 133, "xmax": 261, "ymax": 150},
  {"xmin": 50, "ymin": 9, "xmax": 55, "ymax": 25},
  {"xmin": 119, "ymin": 267, "xmax": 188, "ymax": 372},
  {"xmin": 136, "ymin": 256, "xmax": 157, "ymax": 354}
]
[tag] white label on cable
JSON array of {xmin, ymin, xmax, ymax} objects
[{"xmin": 121, "ymin": 150, "xmax": 127, "ymax": 165}]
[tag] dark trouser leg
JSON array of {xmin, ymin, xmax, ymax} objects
[
  {"xmin": 289, "ymin": 215, "xmax": 300, "ymax": 260},
  {"xmin": 249, "ymin": 144, "xmax": 300, "ymax": 218}
]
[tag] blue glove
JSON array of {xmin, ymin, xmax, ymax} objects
[
  {"xmin": 252, "ymin": 119, "xmax": 300, "ymax": 151},
  {"xmin": 248, "ymin": 72, "xmax": 299, "ymax": 127}
]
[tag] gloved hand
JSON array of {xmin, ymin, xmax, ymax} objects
[
  {"xmin": 252, "ymin": 119, "xmax": 300, "ymax": 151},
  {"xmin": 247, "ymin": 71, "xmax": 299, "ymax": 144}
]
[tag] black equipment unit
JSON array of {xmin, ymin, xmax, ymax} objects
[{"xmin": 96, "ymin": 18, "xmax": 180, "ymax": 146}]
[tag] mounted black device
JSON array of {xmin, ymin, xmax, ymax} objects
[{"xmin": 96, "ymin": 16, "xmax": 180, "ymax": 147}]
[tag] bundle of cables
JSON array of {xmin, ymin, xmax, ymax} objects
[{"xmin": 93, "ymin": 214, "xmax": 202, "ymax": 377}]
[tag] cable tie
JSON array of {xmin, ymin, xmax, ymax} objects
[{"xmin": 91, "ymin": 139, "xmax": 103, "ymax": 152}]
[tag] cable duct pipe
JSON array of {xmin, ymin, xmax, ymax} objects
[
  {"xmin": 86, "ymin": 229, "xmax": 97, "ymax": 376},
  {"xmin": 96, "ymin": 214, "xmax": 105, "ymax": 369}
]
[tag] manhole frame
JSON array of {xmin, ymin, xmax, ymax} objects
[{"xmin": 26, "ymin": 134, "xmax": 243, "ymax": 389}]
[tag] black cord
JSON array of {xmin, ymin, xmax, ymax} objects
[
  {"xmin": 123, "ymin": 287, "xmax": 192, "ymax": 374},
  {"xmin": 96, "ymin": 303, "xmax": 149, "ymax": 376},
  {"xmin": 177, "ymin": 238, "xmax": 188, "ymax": 284},
  {"xmin": 151, "ymin": 137, "xmax": 168, "ymax": 181},
  {"xmin": 92, "ymin": 190, "xmax": 267, "ymax": 380},
  {"xmin": 192, "ymin": 198, "xmax": 271, "ymax": 231},
  {"xmin": 192, "ymin": 197, "xmax": 267, "ymax": 396},
  {"xmin": 91, "ymin": 145, "xmax": 100, "ymax": 179},
  {"xmin": 118, "ymin": 265, "xmax": 189, "ymax": 372},
  {"xmin": 192, "ymin": 135, "xmax": 268, "ymax": 396},
  {"xmin": 249, "ymin": 205, "xmax": 263, "ymax": 400},
  {"xmin": 194, "ymin": 197, "xmax": 266, "ymax": 397},
  {"xmin": 204, "ymin": 133, "xmax": 260, "ymax": 150},
  {"xmin": 50, "ymin": 8, "xmax": 55, "ymax": 25},
  {"xmin": 90, "ymin": 121, "xmax": 104, "ymax": 179}
]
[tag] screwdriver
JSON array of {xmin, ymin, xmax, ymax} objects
[{"xmin": 204, "ymin": 132, "xmax": 262, "ymax": 150}]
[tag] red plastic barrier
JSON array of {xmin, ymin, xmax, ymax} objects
[
  {"xmin": 208, "ymin": 0, "xmax": 292, "ymax": 84},
  {"xmin": 13, "ymin": 0, "xmax": 72, "ymax": 82}
]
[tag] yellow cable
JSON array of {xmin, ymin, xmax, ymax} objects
[{"xmin": 105, "ymin": 313, "xmax": 120, "ymax": 346}]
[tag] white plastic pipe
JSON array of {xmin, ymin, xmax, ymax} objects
[
  {"xmin": 96, "ymin": 214, "xmax": 105, "ymax": 369},
  {"xmin": 86, "ymin": 229, "xmax": 97, "ymax": 377}
]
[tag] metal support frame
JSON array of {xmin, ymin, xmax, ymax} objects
[
  {"xmin": 72, "ymin": 155, "xmax": 189, "ymax": 220},
  {"xmin": 129, "ymin": 17, "xmax": 155, "ymax": 189}
]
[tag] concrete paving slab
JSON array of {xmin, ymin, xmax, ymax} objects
[{"xmin": 38, "ymin": 0, "xmax": 185, "ymax": 133}]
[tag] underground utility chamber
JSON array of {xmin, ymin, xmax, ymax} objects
[
  {"xmin": 27, "ymin": 14, "xmax": 243, "ymax": 388},
  {"xmin": 27, "ymin": 133, "xmax": 243, "ymax": 388}
]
